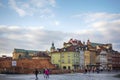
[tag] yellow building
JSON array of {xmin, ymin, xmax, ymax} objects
[
  {"xmin": 84, "ymin": 50, "xmax": 90, "ymax": 67},
  {"xmin": 50, "ymin": 50, "xmax": 80, "ymax": 70},
  {"xmin": 90, "ymin": 50, "xmax": 96, "ymax": 66},
  {"xmin": 50, "ymin": 52, "xmax": 61, "ymax": 68},
  {"xmin": 61, "ymin": 51, "xmax": 80, "ymax": 70},
  {"xmin": 50, "ymin": 39, "xmax": 83, "ymax": 70},
  {"xmin": 84, "ymin": 50, "xmax": 96, "ymax": 68}
]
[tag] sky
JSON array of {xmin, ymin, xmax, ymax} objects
[{"xmin": 0, "ymin": 0, "xmax": 120, "ymax": 56}]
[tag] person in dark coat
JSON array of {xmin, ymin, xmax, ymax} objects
[
  {"xmin": 84, "ymin": 68, "xmax": 87, "ymax": 74},
  {"xmin": 34, "ymin": 69, "xmax": 39, "ymax": 79},
  {"xmin": 96, "ymin": 68, "xmax": 100, "ymax": 73}
]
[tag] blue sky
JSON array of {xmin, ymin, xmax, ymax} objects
[{"xmin": 0, "ymin": 0, "xmax": 120, "ymax": 56}]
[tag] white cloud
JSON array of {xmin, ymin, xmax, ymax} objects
[
  {"xmin": 9, "ymin": 0, "xmax": 26, "ymax": 16},
  {"xmin": 0, "ymin": 25, "xmax": 67, "ymax": 56},
  {"xmin": 73, "ymin": 12, "xmax": 120, "ymax": 23},
  {"xmin": 9, "ymin": 0, "xmax": 56, "ymax": 17},
  {"xmin": 49, "ymin": 0, "xmax": 56, "ymax": 7},
  {"xmin": 0, "ymin": 12, "xmax": 120, "ymax": 56},
  {"xmin": 0, "ymin": 21, "xmax": 120, "ymax": 57},
  {"xmin": 51, "ymin": 20, "xmax": 60, "ymax": 26},
  {"xmin": 72, "ymin": 12, "xmax": 120, "ymax": 51},
  {"xmin": 55, "ymin": 21, "xmax": 60, "ymax": 26}
]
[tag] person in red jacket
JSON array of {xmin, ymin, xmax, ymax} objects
[{"xmin": 44, "ymin": 68, "xmax": 50, "ymax": 79}]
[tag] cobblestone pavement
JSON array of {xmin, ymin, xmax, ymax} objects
[{"xmin": 0, "ymin": 72, "xmax": 120, "ymax": 80}]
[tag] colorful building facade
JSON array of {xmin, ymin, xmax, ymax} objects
[{"xmin": 50, "ymin": 39, "xmax": 86, "ymax": 70}]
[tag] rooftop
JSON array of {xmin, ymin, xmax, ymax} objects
[
  {"xmin": 91, "ymin": 42, "xmax": 104, "ymax": 47},
  {"xmin": 14, "ymin": 48, "xmax": 40, "ymax": 54}
]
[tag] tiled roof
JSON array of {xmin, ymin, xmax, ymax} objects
[
  {"xmin": 54, "ymin": 45, "xmax": 86, "ymax": 52},
  {"xmin": 35, "ymin": 51, "xmax": 50, "ymax": 57}
]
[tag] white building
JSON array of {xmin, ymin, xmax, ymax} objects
[
  {"xmin": 79, "ymin": 49, "xmax": 85, "ymax": 70},
  {"xmin": 99, "ymin": 50, "xmax": 108, "ymax": 70}
]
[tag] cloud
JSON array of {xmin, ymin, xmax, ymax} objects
[
  {"xmin": 72, "ymin": 12, "xmax": 120, "ymax": 51},
  {"xmin": 9, "ymin": 0, "xmax": 26, "ymax": 16},
  {"xmin": 0, "ymin": 19, "xmax": 120, "ymax": 57},
  {"xmin": 72, "ymin": 12, "xmax": 120, "ymax": 23},
  {"xmin": 49, "ymin": 0, "xmax": 56, "ymax": 7},
  {"xmin": 9, "ymin": 0, "xmax": 56, "ymax": 17},
  {"xmin": 50, "ymin": 20, "xmax": 60, "ymax": 26},
  {"xmin": 0, "ymin": 12, "xmax": 120, "ymax": 56},
  {"xmin": 0, "ymin": 25, "xmax": 68, "ymax": 56}
]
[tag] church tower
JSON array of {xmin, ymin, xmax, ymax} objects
[{"xmin": 50, "ymin": 42, "xmax": 55, "ymax": 52}]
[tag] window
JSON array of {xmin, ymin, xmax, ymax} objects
[
  {"xmin": 63, "ymin": 66, "xmax": 66, "ymax": 69},
  {"xmin": 61, "ymin": 59, "xmax": 64, "ymax": 63},
  {"xmin": 68, "ymin": 66, "xmax": 71, "ymax": 70},
  {"xmin": 58, "ymin": 60, "xmax": 60, "ymax": 62},
  {"xmin": 61, "ymin": 53, "xmax": 64, "ymax": 58},
  {"xmin": 68, "ymin": 59, "xmax": 70, "ymax": 63},
  {"xmin": 74, "ymin": 54, "xmax": 76, "ymax": 57},
  {"xmin": 68, "ymin": 54, "xmax": 70, "ymax": 57}
]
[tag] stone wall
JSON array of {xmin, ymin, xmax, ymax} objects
[{"xmin": 0, "ymin": 58, "xmax": 56, "ymax": 74}]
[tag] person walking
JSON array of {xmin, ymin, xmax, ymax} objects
[
  {"xmin": 44, "ymin": 68, "xmax": 49, "ymax": 79},
  {"xmin": 96, "ymin": 68, "xmax": 100, "ymax": 73},
  {"xmin": 84, "ymin": 68, "xmax": 87, "ymax": 74},
  {"xmin": 34, "ymin": 69, "xmax": 39, "ymax": 80}
]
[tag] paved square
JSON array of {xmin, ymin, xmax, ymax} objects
[{"xmin": 0, "ymin": 72, "xmax": 120, "ymax": 80}]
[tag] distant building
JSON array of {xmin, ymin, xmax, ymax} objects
[
  {"xmin": 99, "ymin": 50, "xmax": 108, "ymax": 70},
  {"xmin": 0, "ymin": 56, "xmax": 12, "ymax": 73},
  {"xmin": 107, "ymin": 52, "xmax": 112, "ymax": 70},
  {"xmin": 86, "ymin": 39, "xmax": 114, "ymax": 69},
  {"xmin": 0, "ymin": 48, "xmax": 56, "ymax": 74},
  {"xmin": 12, "ymin": 48, "xmax": 39, "ymax": 59},
  {"xmin": 79, "ymin": 49, "xmax": 85, "ymax": 70},
  {"xmin": 0, "ymin": 58, "xmax": 55, "ymax": 74},
  {"xmin": 50, "ymin": 38, "xmax": 86, "ymax": 70},
  {"xmin": 12, "ymin": 48, "xmax": 50, "ymax": 60},
  {"xmin": 0, "ymin": 50, "xmax": 55, "ymax": 74},
  {"xmin": 111, "ymin": 51, "xmax": 120, "ymax": 70},
  {"xmin": 84, "ymin": 50, "xmax": 90, "ymax": 67},
  {"xmin": 50, "ymin": 47, "xmax": 80, "ymax": 70},
  {"xmin": 32, "ymin": 51, "xmax": 51, "ymax": 59}
]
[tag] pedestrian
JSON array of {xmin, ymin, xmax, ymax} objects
[
  {"xmin": 84, "ymin": 68, "xmax": 87, "ymax": 74},
  {"xmin": 34, "ymin": 69, "xmax": 39, "ymax": 80},
  {"xmin": 92, "ymin": 67, "xmax": 95, "ymax": 73},
  {"xmin": 44, "ymin": 68, "xmax": 49, "ymax": 79},
  {"xmin": 43, "ymin": 69, "xmax": 46, "ymax": 78},
  {"xmin": 88, "ymin": 68, "xmax": 91, "ymax": 73},
  {"xmin": 96, "ymin": 68, "xmax": 99, "ymax": 73}
]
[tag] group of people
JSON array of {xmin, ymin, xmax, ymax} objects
[
  {"xmin": 84, "ymin": 67, "xmax": 100, "ymax": 74},
  {"xmin": 34, "ymin": 68, "xmax": 50, "ymax": 80}
]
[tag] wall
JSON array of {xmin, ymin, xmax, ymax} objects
[{"xmin": 0, "ymin": 58, "xmax": 55, "ymax": 74}]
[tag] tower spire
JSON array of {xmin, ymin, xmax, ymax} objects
[{"xmin": 50, "ymin": 42, "xmax": 55, "ymax": 52}]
